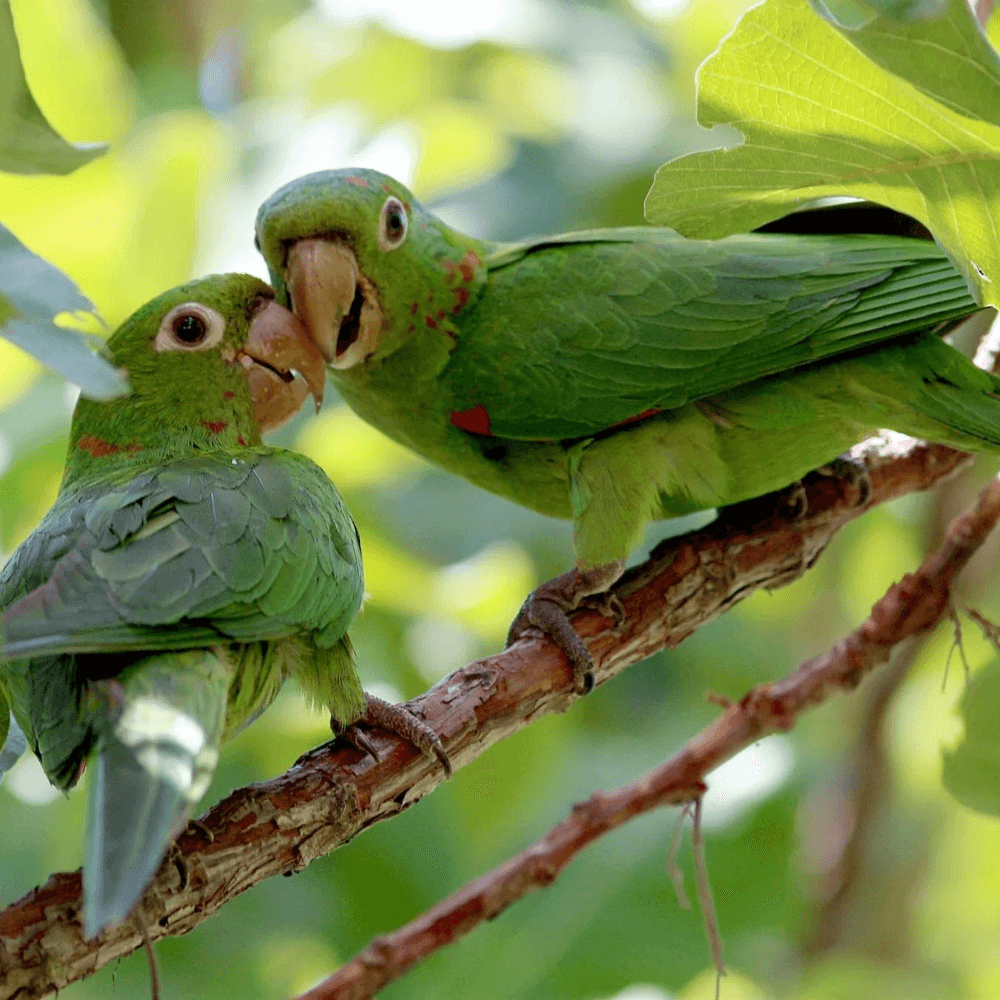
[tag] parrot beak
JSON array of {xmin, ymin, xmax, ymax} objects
[
  {"xmin": 240, "ymin": 298, "xmax": 327, "ymax": 435},
  {"xmin": 285, "ymin": 239, "xmax": 382, "ymax": 369}
]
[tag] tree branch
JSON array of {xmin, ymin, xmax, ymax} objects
[
  {"xmin": 0, "ymin": 439, "xmax": 975, "ymax": 998},
  {"xmin": 296, "ymin": 473, "xmax": 1000, "ymax": 1000}
]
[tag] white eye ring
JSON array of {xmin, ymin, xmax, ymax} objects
[
  {"xmin": 154, "ymin": 303, "xmax": 227, "ymax": 353},
  {"xmin": 377, "ymin": 196, "xmax": 408, "ymax": 252}
]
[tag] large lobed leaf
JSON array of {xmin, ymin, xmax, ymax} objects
[
  {"xmin": 0, "ymin": 0, "xmax": 123, "ymax": 398},
  {"xmin": 0, "ymin": 0, "xmax": 105, "ymax": 174},
  {"xmin": 0, "ymin": 224, "xmax": 127, "ymax": 399},
  {"xmin": 645, "ymin": 0, "xmax": 1000, "ymax": 307}
]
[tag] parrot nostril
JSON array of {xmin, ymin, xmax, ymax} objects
[{"xmin": 336, "ymin": 285, "xmax": 364, "ymax": 357}]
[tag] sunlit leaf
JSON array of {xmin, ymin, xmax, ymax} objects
[
  {"xmin": 645, "ymin": 0, "xmax": 1000, "ymax": 306},
  {"xmin": 0, "ymin": 224, "xmax": 127, "ymax": 398},
  {"xmin": 943, "ymin": 658, "xmax": 1000, "ymax": 816},
  {"xmin": 0, "ymin": 0, "xmax": 105, "ymax": 174},
  {"xmin": 810, "ymin": 0, "xmax": 947, "ymax": 28}
]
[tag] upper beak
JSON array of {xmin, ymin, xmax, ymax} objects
[
  {"xmin": 285, "ymin": 239, "xmax": 375, "ymax": 369},
  {"xmin": 240, "ymin": 299, "xmax": 327, "ymax": 435}
]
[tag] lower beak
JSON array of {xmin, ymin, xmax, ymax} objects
[{"xmin": 240, "ymin": 299, "xmax": 326, "ymax": 435}]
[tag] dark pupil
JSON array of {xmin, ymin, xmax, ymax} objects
[
  {"xmin": 173, "ymin": 314, "xmax": 206, "ymax": 343},
  {"xmin": 387, "ymin": 211, "xmax": 403, "ymax": 235}
]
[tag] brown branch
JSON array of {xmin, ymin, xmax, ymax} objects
[
  {"xmin": 0, "ymin": 439, "xmax": 975, "ymax": 998},
  {"xmin": 295, "ymin": 474, "xmax": 1000, "ymax": 1000}
]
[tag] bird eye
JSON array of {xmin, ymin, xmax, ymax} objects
[
  {"xmin": 173, "ymin": 314, "xmax": 206, "ymax": 343},
  {"xmin": 154, "ymin": 303, "xmax": 227, "ymax": 353},
  {"xmin": 377, "ymin": 196, "xmax": 408, "ymax": 252}
]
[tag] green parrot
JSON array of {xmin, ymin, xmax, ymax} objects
[
  {"xmin": 255, "ymin": 168, "xmax": 1000, "ymax": 689},
  {"xmin": 0, "ymin": 273, "xmax": 445, "ymax": 937}
]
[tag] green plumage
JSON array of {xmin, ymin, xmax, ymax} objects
[
  {"xmin": 0, "ymin": 274, "xmax": 364, "ymax": 935},
  {"xmin": 256, "ymin": 169, "xmax": 1000, "ymax": 573}
]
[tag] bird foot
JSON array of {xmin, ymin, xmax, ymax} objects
[
  {"xmin": 506, "ymin": 561, "xmax": 626, "ymax": 694},
  {"xmin": 166, "ymin": 843, "xmax": 189, "ymax": 891},
  {"xmin": 163, "ymin": 818, "xmax": 213, "ymax": 892},
  {"xmin": 817, "ymin": 454, "xmax": 872, "ymax": 506},
  {"xmin": 783, "ymin": 481, "xmax": 809, "ymax": 520},
  {"xmin": 598, "ymin": 593, "xmax": 628, "ymax": 635},
  {"xmin": 336, "ymin": 694, "xmax": 452, "ymax": 776},
  {"xmin": 184, "ymin": 818, "xmax": 215, "ymax": 844}
]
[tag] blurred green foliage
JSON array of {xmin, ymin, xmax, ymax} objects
[
  {"xmin": 0, "ymin": 0, "xmax": 127, "ymax": 397},
  {"xmin": 2, "ymin": 1, "xmax": 1000, "ymax": 998}
]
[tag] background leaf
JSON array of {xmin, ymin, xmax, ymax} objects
[
  {"xmin": 943, "ymin": 656, "xmax": 1000, "ymax": 816},
  {"xmin": 644, "ymin": 0, "xmax": 1000, "ymax": 307},
  {"xmin": 0, "ymin": 0, "xmax": 105, "ymax": 174},
  {"xmin": 0, "ymin": 223, "xmax": 127, "ymax": 399}
]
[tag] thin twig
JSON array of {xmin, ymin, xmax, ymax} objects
[
  {"xmin": 292, "ymin": 476, "xmax": 1000, "ymax": 1000},
  {"xmin": 0, "ymin": 441, "xmax": 977, "ymax": 998},
  {"xmin": 666, "ymin": 804, "xmax": 692, "ymax": 910},
  {"xmin": 690, "ymin": 798, "xmax": 725, "ymax": 986},
  {"xmin": 135, "ymin": 912, "xmax": 161, "ymax": 1000}
]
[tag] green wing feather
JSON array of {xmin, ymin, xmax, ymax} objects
[
  {"xmin": 0, "ymin": 447, "xmax": 364, "ymax": 788},
  {"xmin": 446, "ymin": 232, "xmax": 981, "ymax": 440},
  {"xmin": 1, "ymin": 449, "xmax": 363, "ymax": 657}
]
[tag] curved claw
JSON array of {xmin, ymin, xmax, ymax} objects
[
  {"xmin": 505, "ymin": 562, "xmax": 626, "ymax": 695},
  {"xmin": 361, "ymin": 694, "xmax": 452, "ymax": 777},
  {"xmin": 510, "ymin": 594, "xmax": 595, "ymax": 694}
]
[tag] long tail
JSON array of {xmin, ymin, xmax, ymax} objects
[
  {"xmin": 83, "ymin": 649, "xmax": 230, "ymax": 937},
  {"xmin": 879, "ymin": 331, "xmax": 1000, "ymax": 450}
]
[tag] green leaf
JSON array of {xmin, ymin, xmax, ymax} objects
[
  {"xmin": 942, "ymin": 658, "xmax": 1000, "ymax": 816},
  {"xmin": 0, "ymin": 0, "xmax": 106, "ymax": 175},
  {"xmin": 810, "ymin": 0, "xmax": 948, "ymax": 29},
  {"xmin": 644, "ymin": 0, "xmax": 1000, "ymax": 307},
  {"xmin": 0, "ymin": 223, "xmax": 128, "ymax": 399}
]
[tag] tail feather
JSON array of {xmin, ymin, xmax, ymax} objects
[
  {"xmin": 0, "ymin": 710, "xmax": 27, "ymax": 780},
  {"xmin": 83, "ymin": 650, "xmax": 230, "ymax": 937},
  {"xmin": 902, "ymin": 333, "xmax": 1000, "ymax": 450}
]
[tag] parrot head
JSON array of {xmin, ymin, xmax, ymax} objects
[
  {"xmin": 67, "ymin": 274, "xmax": 326, "ymax": 475},
  {"xmin": 255, "ymin": 168, "xmax": 487, "ymax": 370}
]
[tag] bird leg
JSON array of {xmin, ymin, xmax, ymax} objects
[
  {"xmin": 506, "ymin": 559, "xmax": 626, "ymax": 694},
  {"xmin": 337, "ymin": 693, "xmax": 452, "ymax": 776}
]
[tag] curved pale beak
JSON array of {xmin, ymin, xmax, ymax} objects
[
  {"xmin": 240, "ymin": 299, "xmax": 326, "ymax": 435},
  {"xmin": 285, "ymin": 239, "xmax": 379, "ymax": 369}
]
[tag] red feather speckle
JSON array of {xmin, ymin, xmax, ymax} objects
[
  {"xmin": 77, "ymin": 435, "xmax": 142, "ymax": 457},
  {"xmin": 450, "ymin": 405, "xmax": 492, "ymax": 435}
]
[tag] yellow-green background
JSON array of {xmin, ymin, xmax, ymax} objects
[{"xmin": 3, "ymin": 1, "xmax": 1000, "ymax": 997}]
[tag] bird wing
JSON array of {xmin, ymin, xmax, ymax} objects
[
  {"xmin": 0, "ymin": 450, "xmax": 363, "ymax": 658},
  {"xmin": 443, "ymin": 231, "xmax": 981, "ymax": 440}
]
